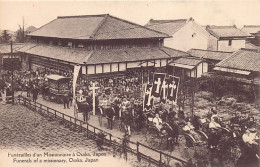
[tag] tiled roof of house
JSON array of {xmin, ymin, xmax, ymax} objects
[
  {"xmin": 159, "ymin": 46, "xmax": 189, "ymax": 58},
  {"xmin": 87, "ymin": 48, "xmax": 167, "ymax": 64},
  {"xmin": 17, "ymin": 43, "xmax": 188, "ymax": 65},
  {"xmin": 0, "ymin": 43, "xmax": 25, "ymax": 54},
  {"xmin": 251, "ymin": 31, "xmax": 260, "ymax": 37},
  {"xmin": 28, "ymin": 14, "xmax": 169, "ymax": 40},
  {"xmin": 17, "ymin": 44, "xmax": 93, "ymax": 64},
  {"xmin": 216, "ymin": 48, "xmax": 260, "ymax": 72},
  {"xmin": 188, "ymin": 49, "xmax": 233, "ymax": 61},
  {"xmin": 245, "ymin": 42, "xmax": 260, "ymax": 50},
  {"xmin": 172, "ymin": 57, "xmax": 203, "ymax": 66},
  {"xmin": 144, "ymin": 19, "xmax": 188, "ymax": 35},
  {"xmin": 205, "ymin": 25, "xmax": 249, "ymax": 39},
  {"xmin": 241, "ymin": 25, "xmax": 260, "ymax": 36}
]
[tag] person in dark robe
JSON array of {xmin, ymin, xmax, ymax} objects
[
  {"xmin": 32, "ymin": 85, "xmax": 39, "ymax": 102},
  {"xmin": 106, "ymin": 106, "xmax": 115, "ymax": 130},
  {"xmin": 63, "ymin": 93, "xmax": 70, "ymax": 109},
  {"xmin": 68, "ymin": 91, "xmax": 73, "ymax": 107},
  {"xmin": 82, "ymin": 101, "xmax": 90, "ymax": 123}
]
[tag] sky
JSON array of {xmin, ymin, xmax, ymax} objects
[{"xmin": 0, "ymin": 0, "xmax": 260, "ymax": 31}]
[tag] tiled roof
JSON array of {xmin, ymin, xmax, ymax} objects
[
  {"xmin": 216, "ymin": 48, "xmax": 260, "ymax": 72},
  {"xmin": 159, "ymin": 46, "xmax": 189, "ymax": 58},
  {"xmin": 188, "ymin": 49, "xmax": 233, "ymax": 61},
  {"xmin": 205, "ymin": 25, "xmax": 249, "ymax": 39},
  {"xmin": 86, "ymin": 48, "xmax": 167, "ymax": 64},
  {"xmin": 0, "ymin": 43, "xmax": 25, "ymax": 54},
  {"xmin": 241, "ymin": 25, "xmax": 260, "ymax": 36},
  {"xmin": 245, "ymin": 42, "xmax": 260, "ymax": 50},
  {"xmin": 172, "ymin": 57, "xmax": 203, "ymax": 66},
  {"xmin": 17, "ymin": 43, "xmax": 188, "ymax": 65},
  {"xmin": 17, "ymin": 43, "xmax": 92, "ymax": 64},
  {"xmin": 145, "ymin": 19, "xmax": 188, "ymax": 35},
  {"xmin": 28, "ymin": 14, "xmax": 169, "ymax": 40}
]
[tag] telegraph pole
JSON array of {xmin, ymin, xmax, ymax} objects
[{"xmin": 11, "ymin": 41, "xmax": 14, "ymax": 105}]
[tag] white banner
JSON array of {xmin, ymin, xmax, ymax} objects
[{"xmin": 73, "ymin": 65, "xmax": 81, "ymax": 98}]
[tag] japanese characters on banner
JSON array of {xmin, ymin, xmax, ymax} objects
[{"xmin": 143, "ymin": 73, "xmax": 180, "ymax": 110}]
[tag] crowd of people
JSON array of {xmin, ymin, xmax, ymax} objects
[{"xmin": 1, "ymin": 67, "xmax": 259, "ymax": 166}]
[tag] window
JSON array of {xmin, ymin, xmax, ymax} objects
[{"xmin": 228, "ymin": 40, "xmax": 232, "ymax": 46}]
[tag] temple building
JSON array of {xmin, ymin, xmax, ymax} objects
[{"xmin": 15, "ymin": 14, "xmax": 190, "ymax": 80}]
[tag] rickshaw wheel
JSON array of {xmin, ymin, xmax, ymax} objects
[
  {"xmin": 177, "ymin": 134, "xmax": 196, "ymax": 160},
  {"xmin": 145, "ymin": 126, "xmax": 162, "ymax": 149}
]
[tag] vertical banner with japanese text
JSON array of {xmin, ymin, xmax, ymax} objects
[{"xmin": 73, "ymin": 65, "xmax": 81, "ymax": 98}]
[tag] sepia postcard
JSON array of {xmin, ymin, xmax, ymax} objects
[{"xmin": 0, "ymin": 0, "xmax": 259, "ymax": 167}]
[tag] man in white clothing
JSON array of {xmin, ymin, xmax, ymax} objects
[
  {"xmin": 209, "ymin": 117, "xmax": 221, "ymax": 129},
  {"xmin": 153, "ymin": 114, "xmax": 162, "ymax": 130},
  {"xmin": 243, "ymin": 129, "xmax": 259, "ymax": 146}
]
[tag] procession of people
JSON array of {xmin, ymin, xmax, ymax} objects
[{"xmin": 0, "ymin": 67, "xmax": 259, "ymax": 167}]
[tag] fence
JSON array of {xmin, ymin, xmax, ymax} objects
[{"xmin": 17, "ymin": 95, "xmax": 190, "ymax": 167}]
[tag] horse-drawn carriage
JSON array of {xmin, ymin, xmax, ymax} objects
[{"xmin": 41, "ymin": 74, "xmax": 71, "ymax": 103}]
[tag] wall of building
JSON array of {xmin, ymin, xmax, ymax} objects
[
  {"xmin": 0, "ymin": 53, "xmax": 22, "ymax": 70},
  {"xmin": 207, "ymin": 36, "xmax": 218, "ymax": 51},
  {"xmin": 31, "ymin": 37, "xmax": 163, "ymax": 50},
  {"xmin": 183, "ymin": 62, "xmax": 208, "ymax": 78},
  {"xmin": 218, "ymin": 39, "xmax": 245, "ymax": 52},
  {"xmin": 85, "ymin": 59, "xmax": 169, "ymax": 75},
  {"xmin": 163, "ymin": 21, "xmax": 209, "ymax": 51}
]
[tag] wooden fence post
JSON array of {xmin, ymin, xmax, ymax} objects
[
  {"xmin": 40, "ymin": 104, "xmax": 42, "ymax": 112},
  {"xmin": 137, "ymin": 142, "xmax": 141, "ymax": 162},
  {"xmin": 80, "ymin": 121, "xmax": 82, "ymax": 132},
  {"xmin": 87, "ymin": 124, "xmax": 89, "ymax": 138},
  {"xmin": 47, "ymin": 107, "xmax": 49, "ymax": 117},
  {"xmin": 74, "ymin": 118, "xmax": 77, "ymax": 131},
  {"xmin": 159, "ymin": 151, "xmax": 162, "ymax": 167},
  {"xmin": 109, "ymin": 134, "xmax": 112, "ymax": 146}
]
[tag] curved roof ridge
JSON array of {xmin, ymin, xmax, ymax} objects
[
  {"xmin": 107, "ymin": 15, "xmax": 170, "ymax": 38},
  {"xmin": 189, "ymin": 48, "xmax": 233, "ymax": 53},
  {"xmin": 57, "ymin": 14, "xmax": 107, "ymax": 19}
]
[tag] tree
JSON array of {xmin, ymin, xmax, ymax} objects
[
  {"xmin": 1, "ymin": 30, "xmax": 11, "ymax": 43},
  {"xmin": 15, "ymin": 25, "xmax": 26, "ymax": 43}
]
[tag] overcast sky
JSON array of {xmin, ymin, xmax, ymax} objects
[{"xmin": 0, "ymin": 0, "xmax": 260, "ymax": 31}]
